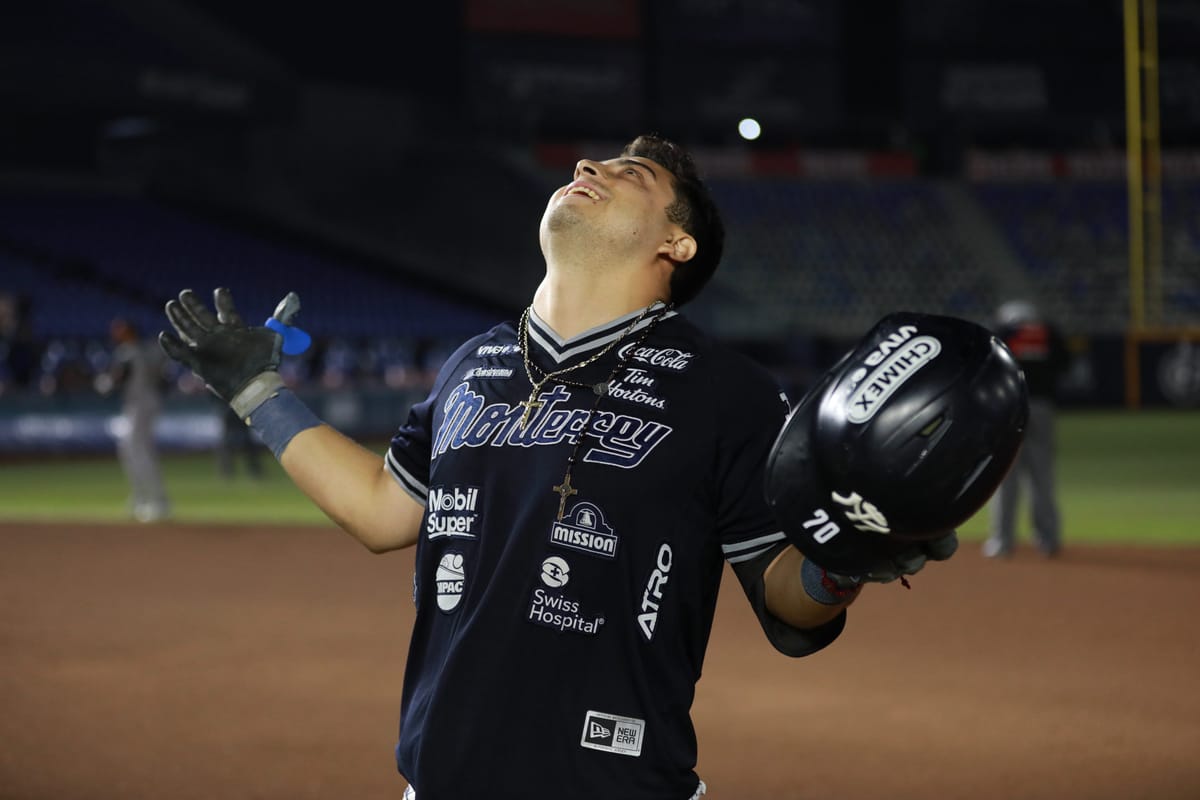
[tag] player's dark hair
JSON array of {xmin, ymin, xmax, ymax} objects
[{"xmin": 622, "ymin": 134, "xmax": 725, "ymax": 307}]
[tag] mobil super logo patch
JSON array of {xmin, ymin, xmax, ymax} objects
[{"xmin": 426, "ymin": 484, "xmax": 480, "ymax": 539}]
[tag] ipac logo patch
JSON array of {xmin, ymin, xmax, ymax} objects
[
  {"xmin": 580, "ymin": 710, "xmax": 645, "ymax": 757},
  {"xmin": 549, "ymin": 502, "xmax": 618, "ymax": 559},
  {"xmin": 435, "ymin": 552, "xmax": 465, "ymax": 613}
]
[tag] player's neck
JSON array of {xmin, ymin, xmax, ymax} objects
[{"xmin": 531, "ymin": 269, "xmax": 664, "ymax": 341}]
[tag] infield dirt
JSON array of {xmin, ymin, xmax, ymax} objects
[{"xmin": 1, "ymin": 522, "xmax": 1197, "ymax": 799}]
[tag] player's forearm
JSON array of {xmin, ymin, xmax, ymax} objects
[
  {"xmin": 763, "ymin": 546, "xmax": 859, "ymax": 629},
  {"xmin": 279, "ymin": 425, "xmax": 422, "ymax": 553}
]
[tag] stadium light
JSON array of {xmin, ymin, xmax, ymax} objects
[{"xmin": 737, "ymin": 118, "xmax": 761, "ymax": 141}]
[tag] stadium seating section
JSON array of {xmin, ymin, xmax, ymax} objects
[{"xmin": 3, "ymin": 178, "xmax": 1199, "ymax": 393}]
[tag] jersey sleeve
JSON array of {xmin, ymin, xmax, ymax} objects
[
  {"xmin": 385, "ymin": 331, "xmax": 495, "ymax": 506},
  {"xmin": 386, "ymin": 391, "xmax": 437, "ymax": 506},
  {"xmin": 714, "ymin": 355, "xmax": 846, "ymax": 657}
]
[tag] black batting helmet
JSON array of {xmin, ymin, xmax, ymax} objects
[{"xmin": 765, "ymin": 312, "xmax": 1028, "ymax": 573}]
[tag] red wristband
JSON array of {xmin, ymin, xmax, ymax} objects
[{"xmin": 819, "ymin": 568, "xmax": 862, "ymax": 600}]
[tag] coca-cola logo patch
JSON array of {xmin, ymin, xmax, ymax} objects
[{"xmin": 616, "ymin": 344, "xmax": 695, "ymax": 372}]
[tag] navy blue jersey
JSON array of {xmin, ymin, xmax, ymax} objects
[{"xmin": 386, "ymin": 305, "xmax": 846, "ymax": 799}]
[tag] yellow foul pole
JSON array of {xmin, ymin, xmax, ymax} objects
[
  {"xmin": 1141, "ymin": 0, "xmax": 1163, "ymax": 327},
  {"xmin": 1124, "ymin": 0, "xmax": 1145, "ymax": 332},
  {"xmin": 1123, "ymin": 0, "xmax": 1165, "ymax": 407}
]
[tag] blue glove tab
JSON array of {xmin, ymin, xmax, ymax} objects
[{"xmin": 265, "ymin": 317, "xmax": 312, "ymax": 355}]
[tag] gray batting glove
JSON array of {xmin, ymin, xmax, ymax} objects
[
  {"xmin": 824, "ymin": 531, "xmax": 959, "ymax": 589},
  {"xmin": 159, "ymin": 288, "xmax": 300, "ymax": 419}
]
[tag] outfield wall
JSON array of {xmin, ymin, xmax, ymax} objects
[
  {"xmin": 2, "ymin": 330, "xmax": 1197, "ymax": 454},
  {"xmin": 0, "ymin": 387, "xmax": 427, "ymax": 454}
]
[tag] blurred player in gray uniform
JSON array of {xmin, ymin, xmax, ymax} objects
[
  {"xmin": 105, "ymin": 318, "xmax": 170, "ymax": 522},
  {"xmin": 984, "ymin": 300, "xmax": 1069, "ymax": 558}
]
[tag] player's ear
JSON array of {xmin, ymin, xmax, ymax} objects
[{"xmin": 660, "ymin": 231, "xmax": 696, "ymax": 264}]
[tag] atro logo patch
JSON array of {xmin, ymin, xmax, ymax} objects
[
  {"xmin": 637, "ymin": 542, "xmax": 673, "ymax": 641},
  {"xmin": 435, "ymin": 552, "xmax": 465, "ymax": 613},
  {"xmin": 581, "ymin": 710, "xmax": 645, "ymax": 757},
  {"xmin": 426, "ymin": 485, "xmax": 480, "ymax": 539},
  {"xmin": 550, "ymin": 502, "xmax": 618, "ymax": 559}
]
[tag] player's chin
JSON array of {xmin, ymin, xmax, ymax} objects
[{"xmin": 542, "ymin": 202, "xmax": 586, "ymax": 232}]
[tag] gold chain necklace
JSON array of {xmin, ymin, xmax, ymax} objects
[
  {"xmin": 517, "ymin": 301, "xmax": 661, "ymax": 430},
  {"xmin": 517, "ymin": 301, "xmax": 673, "ymax": 520}
]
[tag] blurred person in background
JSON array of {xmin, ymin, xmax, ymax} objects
[
  {"xmin": 216, "ymin": 401, "xmax": 263, "ymax": 480},
  {"xmin": 984, "ymin": 299, "xmax": 1069, "ymax": 558},
  {"xmin": 97, "ymin": 317, "xmax": 170, "ymax": 522},
  {"xmin": 0, "ymin": 292, "xmax": 38, "ymax": 393}
]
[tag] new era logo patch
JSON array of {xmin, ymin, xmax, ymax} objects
[{"xmin": 580, "ymin": 710, "xmax": 644, "ymax": 757}]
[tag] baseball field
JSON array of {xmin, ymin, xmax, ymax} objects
[{"xmin": 1, "ymin": 409, "xmax": 1198, "ymax": 799}]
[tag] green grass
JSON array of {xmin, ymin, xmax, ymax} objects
[
  {"xmin": 956, "ymin": 410, "xmax": 1200, "ymax": 544},
  {"xmin": 1, "ymin": 413, "xmax": 1198, "ymax": 543},
  {"xmin": 0, "ymin": 452, "xmax": 332, "ymax": 524}
]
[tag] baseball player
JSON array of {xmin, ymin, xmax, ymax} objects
[
  {"xmin": 984, "ymin": 299, "xmax": 1068, "ymax": 558},
  {"xmin": 103, "ymin": 317, "xmax": 170, "ymax": 522},
  {"xmin": 160, "ymin": 134, "xmax": 1027, "ymax": 799}
]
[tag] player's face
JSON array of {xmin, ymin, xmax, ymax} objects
[{"xmin": 541, "ymin": 156, "xmax": 679, "ymax": 250}]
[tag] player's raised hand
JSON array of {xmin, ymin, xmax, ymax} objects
[{"xmin": 159, "ymin": 288, "xmax": 307, "ymax": 419}]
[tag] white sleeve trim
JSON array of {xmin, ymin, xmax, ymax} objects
[
  {"xmin": 722, "ymin": 531, "xmax": 787, "ymax": 564},
  {"xmin": 721, "ymin": 531, "xmax": 786, "ymax": 556},
  {"xmin": 385, "ymin": 449, "xmax": 428, "ymax": 505}
]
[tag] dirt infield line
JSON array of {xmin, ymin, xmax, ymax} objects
[{"xmin": 2, "ymin": 522, "xmax": 1197, "ymax": 799}]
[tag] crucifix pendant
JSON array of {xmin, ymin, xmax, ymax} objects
[
  {"xmin": 518, "ymin": 393, "xmax": 543, "ymax": 430},
  {"xmin": 552, "ymin": 473, "xmax": 578, "ymax": 521}
]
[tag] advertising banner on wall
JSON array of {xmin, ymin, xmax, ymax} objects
[
  {"xmin": 655, "ymin": 52, "xmax": 843, "ymax": 138},
  {"xmin": 465, "ymin": 0, "xmax": 640, "ymax": 38},
  {"xmin": 464, "ymin": 38, "xmax": 643, "ymax": 139},
  {"xmin": 650, "ymin": 0, "xmax": 840, "ymax": 46}
]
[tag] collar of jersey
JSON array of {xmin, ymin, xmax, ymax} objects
[{"xmin": 527, "ymin": 302, "xmax": 676, "ymax": 367}]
